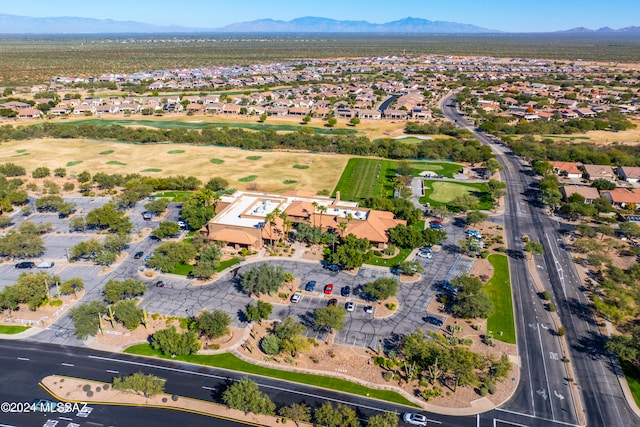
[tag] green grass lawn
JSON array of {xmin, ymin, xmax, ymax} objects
[
  {"xmin": 66, "ymin": 161, "xmax": 83, "ymax": 167},
  {"xmin": 154, "ymin": 191, "xmax": 193, "ymax": 202},
  {"xmin": 209, "ymin": 158, "xmax": 224, "ymax": 164},
  {"xmin": 170, "ymin": 264, "xmax": 194, "ymax": 276},
  {"xmin": 216, "ymin": 257, "xmax": 241, "ymax": 272},
  {"xmin": 293, "ymin": 164, "xmax": 309, "ymax": 169},
  {"xmin": 0, "ymin": 325, "xmax": 30, "ymax": 334},
  {"xmin": 64, "ymin": 119, "xmax": 355, "ymax": 135},
  {"xmin": 365, "ymin": 247, "xmax": 412, "ymax": 267},
  {"xmin": 246, "ymin": 155, "xmax": 262, "ymax": 161},
  {"xmin": 124, "ymin": 344, "xmax": 417, "ymax": 407},
  {"xmin": 333, "ymin": 158, "xmax": 396, "ymax": 201},
  {"xmin": 421, "ymin": 180, "xmax": 493, "ymax": 211},
  {"xmin": 98, "ymin": 150, "xmax": 114, "ymax": 155},
  {"xmin": 167, "ymin": 149, "xmax": 186, "ymax": 154},
  {"xmin": 542, "ymin": 135, "xmax": 591, "ymax": 140},
  {"xmin": 484, "ymin": 254, "xmax": 516, "ymax": 344},
  {"xmin": 410, "ymin": 161, "xmax": 462, "ymax": 179},
  {"xmin": 238, "ymin": 175, "xmax": 258, "ymax": 182},
  {"xmin": 106, "ymin": 160, "xmax": 126, "ymax": 166},
  {"xmin": 283, "ymin": 180, "xmax": 297, "ymax": 185},
  {"xmin": 621, "ymin": 360, "xmax": 640, "ymax": 408},
  {"xmin": 141, "ymin": 168, "xmax": 162, "ymax": 172}
]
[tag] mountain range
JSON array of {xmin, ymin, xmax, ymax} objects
[{"xmin": 0, "ymin": 13, "xmax": 637, "ymax": 35}]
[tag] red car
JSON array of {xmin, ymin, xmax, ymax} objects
[
  {"xmin": 429, "ymin": 220, "xmax": 442, "ymax": 225},
  {"xmin": 324, "ymin": 284, "xmax": 334, "ymax": 294}
]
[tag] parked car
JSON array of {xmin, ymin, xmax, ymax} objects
[
  {"xmin": 37, "ymin": 261, "xmax": 55, "ymax": 268},
  {"xmin": 324, "ymin": 284, "xmax": 334, "ymax": 294},
  {"xmin": 327, "ymin": 298, "xmax": 338, "ymax": 306},
  {"xmin": 429, "ymin": 223, "xmax": 443, "ymax": 229},
  {"xmin": 15, "ymin": 261, "xmax": 35, "ymax": 269},
  {"xmin": 417, "ymin": 251, "xmax": 432, "ymax": 259},
  {"xmin": 142, "ymin": 211, "xmax": 153, "ymax": 220},
  {"xmin": 154, "ymin": 281, "xmax": 165, "ymax": 288},
  {"xmin": 340, "ymin": 286, "xmax": 351, "ymax": 297},
  {"xmin": 364, "ymin": 305, "xmax": 374, "ymax": 314},
  {"xmin": 178, "ymin": 220, "xmax": 187, "ymax": 229},
  {"xmin": 429, "ymin": 220, "xmax": 442, "ymax": 225},
  {"xmin": 345, "ymin": 302, "xmax": 355, "ymax": 312},
  {"xmin": 291, "ymin": 291, "xmax": 302, "ymax": 303},
  {"xmin": 403, "ymin": 413, "xmax": 428, "ymax": 426},
  {"xmin": 305, "ymin": 280, "xmax": 316, "ymax": 292},
  {"xmin": 424, "ymin": 316, "xmax": 444, "ymax": 327},
  {"xmin": 134, "ymin": 251, "xmax": 144, "ymax": 259}
]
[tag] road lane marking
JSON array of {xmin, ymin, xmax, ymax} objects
[
  {"xmin": 61, "ymin": 362, "xmax": 75, "ymax": 367},
  {"xmin": 494, "ymin": 420, "xmax": 528, "ymax": 427},
  {"xmin": 202, "ymin": 386, "xmax": 216, "ymax": 391},
  {"xmin": 17, "ymin": 357, "xmax": 29, "ymax": 361},
  {"xmin": 88, "ymin": 355, "xmax": 403, "ymax": 413},
  {"xmin": 495, "ymin": 408, "xmax": 582, "ymax": 426},
  {"xmin": 106, "ymin": 369, "xmax": 119, "ymax": 374}
]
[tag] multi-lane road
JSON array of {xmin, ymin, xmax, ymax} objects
[{"xmin": 442, "ymin": 94, "xmax": 640, "ymax": 427}]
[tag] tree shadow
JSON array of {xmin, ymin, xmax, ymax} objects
[
  {"xmin": 572, "ymin": 330, "xmax": 608, "ymax": 363},
  {"xmin": 564, "ymin": 297, "xmax": 597, "ymax": 325},
  {"xmin": 506, "ymin": 249, "xmax": 524, "ymax": 260}
]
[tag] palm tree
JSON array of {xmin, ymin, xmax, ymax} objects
[
  {"xmin": 264, "ymin": 212, "xmax": 275, "ymax": 250},
  {"xmin": 279, "ymin": 210, "xmax": 292, "ymax": 247},
  {"xmin": 337, "ymin": 221, "xmax": 349, "ymax": 238},
  {"xmin": 318, "ymin": 205, "xmax": 327, "ymax": 231},
  {"xmin": 311, "ymin": 201, "xmax": 319, "ymax": 228}
]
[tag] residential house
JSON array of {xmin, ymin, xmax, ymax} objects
[
  {"xmin": 550, "ymin": 161, "xmax": 582, "ymax": 179},
  {"xmin": 17, "ymin": 108, "xmax": 43, "ymax": 119},
  {"xmin": 582, "ymin": 164, "xmax": 616, "ymax": 182},
  {"xmin": 601, "ymin": 188, "xmax": 640, "ymax": 209},
  {"xmin": 357, "ymin": 109, "xmax": 382, "ymax": 120},
  {"xmin": 560, "ymin": 185, "xmax": 600, "ymax": 203},
  {"xmin": 616, "ymin": 166, "xmax": 640, "ymax": 183},
  {"xmin": 383, "ymin": 109, "xmax": 408, "ymax": 119}
]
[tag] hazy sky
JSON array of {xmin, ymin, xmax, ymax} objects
[{"xmin": 1, "ymin": 0, "xmax": 638, "ymax": 32}]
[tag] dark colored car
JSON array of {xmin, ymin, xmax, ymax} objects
[
  {"xmin": 15, "ymin": 261, "xmax": 35, "ymax": 269},
  {"xmin": 305, "ymin": 281, "xmax": 316, "ymax": 292},
  {"xmin": 142, "ymin": 211, "xmax": 153, "ymax": 220},
  {"xmin": 429, "ymin": 223, "xmax": 444, "ymax": 230},
  {"xmin": 340, "ymin": 286, "xmax": 351, "ymax": 297},
  {"xmin": 134, "ymin": 251, "xmax": 144, "ymax": 259},
  {"xmin": 324, "ymin": 283, "xmax": 334, "ymax": 294},
  {"xmin": 327, "ymin": 298, "xmax": 338, "ymax": 306},
  {"xmin": 154, "ymin": 281, "xmax": 165, "ymax": 288},
  {"xmin": 424, "ymin": 316, "xmax": 444, "ymax": 327}
]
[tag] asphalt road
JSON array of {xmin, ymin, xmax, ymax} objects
[{"xmin": 441, "ymin": 94, "xmax": 640, "ymax": 427}]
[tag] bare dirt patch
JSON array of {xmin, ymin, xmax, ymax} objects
[{"xmin": 0, "ymin": 291, "xmax": 84, "ymax": 329}]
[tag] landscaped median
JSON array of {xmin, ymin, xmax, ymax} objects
[
  {"xmin": 124, "ymin": 344, "xmax": 419, "ymax": 407},
  {"xmin": 0, "ymin": 325, "xmax": 31, "ymax": 335},
  {"xmin": 484, "ymin": 254, "xmax": 516, "ymax": 344},
  {"xmin": 40, "ymin": 375, "xmax": 299, "ymax": 427}
]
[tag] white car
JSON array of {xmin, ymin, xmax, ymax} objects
[
  {"xmin": 403, "ymin": 413, "xmax": 428, "ymax": 426},
  {"xmin": 417, "ymin": 251, "xmax": 432, "ymax": 259},
  {"xmin": 345, "ymin": 302, "xmax": 355, "ymax": 312},
  {"xmin": 290, "ymin": 292, "xmax": 302, "ymax": 303}
]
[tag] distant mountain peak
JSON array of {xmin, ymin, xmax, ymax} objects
[{"xmin": 219, "ymin": 16, "xmax": 499, "ymax": 33}]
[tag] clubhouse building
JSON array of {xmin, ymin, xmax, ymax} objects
[{"xmin": 202, "ymin": 190, "xmax": 406, "ymax": 250}]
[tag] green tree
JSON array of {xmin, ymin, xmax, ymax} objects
[
  {"xmin": 222, "ymin": 377, "xmax": 275, "ymax": 415},
  {"xmin": 152, "ymin": 221, "xmax": 181, "ymax": 239},
  {"xmin": 576, "ymin": 224, "xmax": 596, "ymax": 238},
  {"xmin": 314, "ymin": 305, "xmax": 346, "ymax": 333},
  {"xmin": 302, "ymin": 115, "xmax": 311, "ymax": 124},
  {"xmin": 191, "ymin": 245, "xmax": 222, "ymax": 279},
  {"xmin": 69, "ymin": 216, "xmax": 86, "ymax": 232},
  {"xmin": 103, "ymin": 279, "xmax": 146, "ymax": 304},
  {"xmin": 592, "ymin": 178, "xmax": 616, "ymax": 191},
  {"xmin": 330, "ymin": 234, "xmax": 370, "ymax": 269},
  {"xmin": 77, "ymin": 171, "xmax": 91, "ymax": 183},
  {"xmin": 448, "ymin": 194, "xmax": 479, "ymax": 212},
  {"xmin": 466, "ymin": 211, "xmax": 488, "ymax": 226},
  {"xmin": 619, "ymin": 222, "xmax": 640, "ymax": 238},
  {"xmin": 148, "ymin": 241, "xmax": 197, "ymax": 273},
  {"xmin": 398, "ymin": 260, "xmax": 423, "ymax": 276},
  {"xmin": 103, "ymin": 232, "xmax": 130, "ymax": 253},
  {"xmin": 279, "ymin": 403, "xmax": 312, "ymax": 426},
  {"xmin": 349, "ymin": 117, "xmax": 360, "ymax": 126},
  {"xmin": 53, "ymin": 167, "xmax": 67, "ymax": 178},
  {"xmin": 244, "ymin": 300, "xmax": 273, "ymax": 324},
  {"xmin": 12, "ymin": 271, "xmax": 60, "ymax": 310},
  {"xmin": 181, "ymin": 190, "xmax": 218, "ymax": 230},
  {"xmin": 85, "ymin": 203, "xmax": 132, "ymax": 234},
  {"xmin": 113, "ymin": 299, "xmax": 143, "ymax": 330},
  {"xmin": 524, "ymin": 240, "xmax": 544, "ymax": 259},
  {"xmin": 260, "ymin": 334, "xmax": 281, "ymax": 355},
  {"xmin": 483, "ymin": 158, "xmax": 503, "ymax": 175},
  {"xmin": 487, "ymin": 179, "xmax": 507, "ymax": 202},
  {"xmin": 259, "ymin": 113, "xmax": 267, "ymax": 123},
  {"xmin": 144, "ymin": 198, "xmax": 170, "ymax": 214},
  {"xmin": 450, "ymin": 274, "xmax": 494, "ymax": 319},
  {"xmin": 205, "ymin": 177, "xmax": 229, "ymax": 192},
  {"xmin": 363, "ymin": 277, "xmax": 398, "ymax": 301},
  {"xmin": 240, "ymin": 263, "xmax": 287, "ymax": 296},
  {"xmin": 327, "ymin": 117, "xmax": 338, "ymax": 127},
  {"xmin": 69, "ymin": 300, "xmax": 108, "ymax": 339},
  {"xmin": 69, "ymin": 238, "xmax": 104, "ymax": 261},
  {"xmin": 0, "ymin": 230, "xmax": 45, "ymax": 258},
  {"xmin": 59, "ymin": 278, "xmax": 84, "ymax": 297},
  {"xmin": 274, "ymin": 317, "xmax": 308, "ymax": 356},
  {"xmin": 151, "ymin": 326, "xmax": 201, "ymax": 356},
  {"xmin": 32, "ymin": 166, "xmax": 51, "ymax": 178},
  {"xmin": 113, "ymin": 372, "xmax": 165, "ymax": 398},
  {"xmin": 196, "ymin": 309, "xmax": 230, "ymax": 339},
  {"xmin": 314, "ymin": 402, "xmax": 359, "ymax": 427},
  {"xmin": 367, "ymin": 412, "xmax": 399, "ymax": 427}
]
